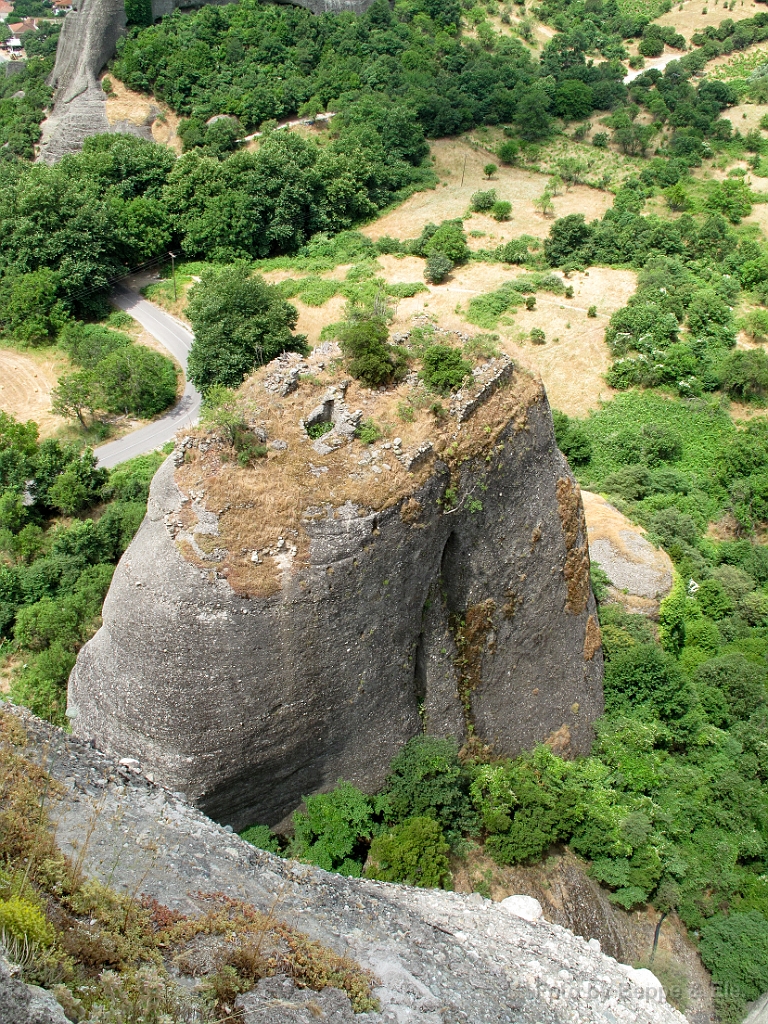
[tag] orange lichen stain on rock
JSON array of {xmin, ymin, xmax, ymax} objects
[
  {"xmin": 544, "ymin": 723, "xmax": 572, "ymax": 756},
  {"xmin": 556, "ymin": 476, "xmax": 590, "ymax": 615},
  {"xmin": 583, "ymin": 614, "xmax": 601, "ymax": 661}
]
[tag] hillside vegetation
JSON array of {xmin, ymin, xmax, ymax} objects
[{"xmin": 7, "ymin": 0, "xmax": 768, "ymax": 1017}]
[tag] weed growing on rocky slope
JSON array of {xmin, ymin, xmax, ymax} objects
[{"xmin": 0, "ymin": 710, "xmax": 379, "ymax": 1021}]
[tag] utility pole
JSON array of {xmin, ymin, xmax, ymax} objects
[{"xmin": 169, "ymin": 251, "xmax": 177, "ymax": 301}]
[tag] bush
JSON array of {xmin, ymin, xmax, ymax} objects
[
  {"xmin": 290, "ymin": 781, "xmax": 384, "ymax": 877},
  {"xmin": 0, "ymin": 896, "xmax": 55, "ymax": 947},
  {"xmin": 470, "ymin": 189, "xmax": 497, "ymax": 212},
  {"xmin": 355, "ymin": 418, "xmax": 382, "ymax": 444},
  {"xmin": 339, "ymin": 319, "xmax": 406, "ymax": 388},
  {"xmin": 421, "ymin": 345, "xmax": 471, "ymax": 394},
  {"xmin": 422, "ymin": 221, "xmax": 470, "ymax": 264},
  {"xmin": 530, "ymin": 327, "xmax": 545, "ymax": 344},
  {"xmin": 365, "ymin": 817, "xmax": 452, "ymax": 889},
  {"xmin": 239, "ymin": 824, "xmax": 282, "ymax": 854},
  {"xmin": 552, "ymin": 410, "xmax": 592, "ymax": 465},
  {"xmin": 424, "ymin": 253, "xmax": 454, "ymax": 285},
  {"xmin": 383, "ymin": 736, "xmax": 477, "ymax": 843},
  {"xmin": 497, "ymin": 140, "xmax": 519, "ymax": 164},
  {"xmin": 700, "ymin": 911, "xmax": 768, "ymax": 1004},
  {"xmin": 638, "ymin": 36, "xmax": 664, "ymax": 57},
  {"xmin": 491, "ymin": 200, "xmax": 512, "ymax": 221},
  {"xmin": 588, "ymin": 305, "xmax": 597, "ymax": 317},
  {"xmin": 525, "ymin": 296, "xmax": 536, "ymax": 311}
]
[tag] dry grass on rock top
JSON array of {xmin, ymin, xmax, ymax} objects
[
  {"xmin": 262, "ymin": 259, "xmax": 634, "ymax": 418},
  {"xmin": 174, "ymin": 349, "xmax": 543, "ymax": 597},
  {"xmin": 405, "ymin": 265, "xmax": 634, "ymax": 417},
  {"xmin": 103, "ymin": 75, "xmax": 183, "ymax": 153}
]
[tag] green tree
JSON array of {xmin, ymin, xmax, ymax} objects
[
  {"xmin": 604, "ymin": 643, "xmax": 690, "ymax": 720},
  {"xmin": 484, "ymin": 163, "xmax": 498, "ymax": 179},
  {"xmin": 720, "ymin": 349, "xmax": 768, "ymax": 402},
  {"xmin": 290, "ymin": 781, "xmax": 384, "ymax": 876},
  {"xmin": 98, "ymin": 346, "xmax": 178, "ymax": 418},
  {"xmin": 0, "ymin": 270, "xmax": 68, "ymax": 346},
  {"xmin": 424, "ymin": 253, "xmax": 453, "ymax": 284},
  {"xmin": 700, "ymin": 911, "xmax": 768, "ymax": 1004},
  {"xmin": 497, "ymin": 140, "xmax": 519, "ymax": 165},
  {"xmin": 52, "ymin": 372, "xmax": 97, "ymax": 428},
  {"xmin": 187, "ymin": 265, "xmax": 307, "ymax": 393},
  {"xmin": 339, "ymin": 318, "xmax": 406, "ymax": 387},
  {"xmin": 383, "ymin": 735, "xmax": 477, "ymax": 843},
  {"xmin": 423, "ymin": 221, "xmax": 470, "ymax": 264},
  {"xmin": 366, "ymin": 817, "xmax": 452, "ymax": 888}
]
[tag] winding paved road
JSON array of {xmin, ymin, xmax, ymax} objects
[{"xmin": 93, "ymin": 284, "xmax": 201, "ymax": 469}]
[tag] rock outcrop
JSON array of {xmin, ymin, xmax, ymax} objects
[
  {"xmin": 0, "ymin": 955, "xmax": 70, "ymax": 1024},
  {"xmin": 9, "ymin": 706, "xmax": 684, "ymax": 1024},
  {"xmin": 38, "ymin": 0, "xmax": 377, "ymax": 162},
  {"xmin": 69, "ymin": 361, "xmax": 603, "ymax": 830},
  {"xmin": 581, "ymin": 491, "xmax": 673, "ymax": 616}
]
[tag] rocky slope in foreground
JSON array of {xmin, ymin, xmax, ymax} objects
[
  {"xmin": 8, "ymin": 706, "xmax": 685, "ymax": 1024},
  {"xmin": 68, "ymin": 351, "xmax": 603, "ymax": 829}
]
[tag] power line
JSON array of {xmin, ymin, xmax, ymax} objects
[{"xmin": 63, "ymin": 252, "xmax": 178, "ymax": 304}]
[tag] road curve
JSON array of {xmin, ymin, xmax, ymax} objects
[{"xmin": 94, "ymin": 285, "xmax": 202, "ymax": 469}]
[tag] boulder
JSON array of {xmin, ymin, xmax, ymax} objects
[
  {"xmin": 581, "ymin": 491, "xmax": 673, "ymax": 615},
  {"xmin": 500, "ymin": 895, "xmax": 544, "ymax": 922}
]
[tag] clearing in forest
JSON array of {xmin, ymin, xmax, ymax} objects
[
  {"xmin": 656, "ymin": 0, "xmax": 764, "ymax": 39},
  {"xmin": 102, "ymin": 76, "xmax": 184, "ymax": 153},
  {"xmin": 363, "ymin": 139, "xmax": 615, "ymax": 245},
  {"xmin": 0, "ymin": 348, "xmax": 68, "ymax": 437}
]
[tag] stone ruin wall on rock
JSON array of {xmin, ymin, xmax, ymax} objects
[
  {"xmin": 38, "ymin": 0, "xmax": 376, "ymax": 162},
  {"xmin": 68, "ymin": 359, "xmax": 605, "ymax": 832}
]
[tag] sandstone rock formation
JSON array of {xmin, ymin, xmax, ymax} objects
[
  {"xmin": 11, "ymin": 705, "xmax": 685, "ymax": 1024},
  {"xmin": 69, "ymin": 359, "xmax": 603, "ymax": 830},
  {"xmin": 38, "ymin": 0, "xmax": 377, "ymax": 162}
]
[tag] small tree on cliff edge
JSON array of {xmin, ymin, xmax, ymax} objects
[{"xmin": 187, "ymin": 263, "xmax": 307, "ymax": 394}]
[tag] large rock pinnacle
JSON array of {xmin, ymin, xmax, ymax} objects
[{"xmin": 68, "ymin": 362, "xmax": 603, "ymax": 829}]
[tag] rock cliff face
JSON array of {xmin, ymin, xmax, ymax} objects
[
  {"xmin": 69, "ymin": 361, "xmax": 603, "ymax": 830},
  {"xmin": 38, "ymin": 0, "xmax": 376, "ymax": 162}
]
